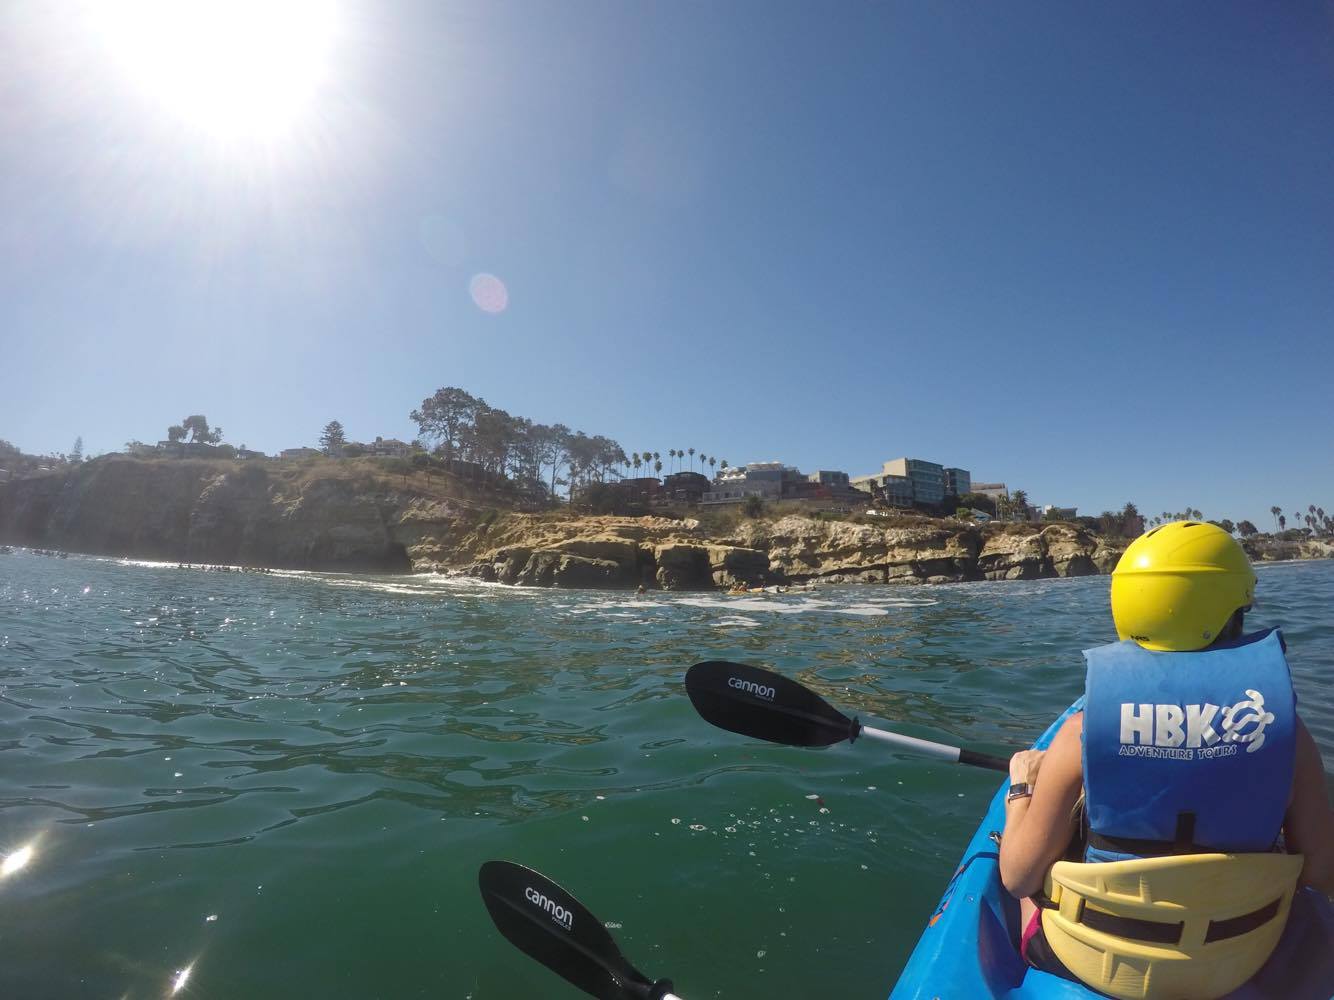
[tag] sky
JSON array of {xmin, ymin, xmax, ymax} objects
[{"xmin": 1, "ymin": 0, "xmax": 1331, "ymax": 529}]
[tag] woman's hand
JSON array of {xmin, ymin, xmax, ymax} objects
[{"xmin": 1009, "ymin": 749, "xmax": 1045, "ymax": 786}]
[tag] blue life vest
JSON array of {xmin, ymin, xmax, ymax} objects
[{"xmin": 1082, "ymin": 628, "xmax": 1295, "ymax": 864}]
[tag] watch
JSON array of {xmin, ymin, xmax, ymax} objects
[{"xmin": 1006, "ymin": 782, "xmax": 1033, "ymax": 802}]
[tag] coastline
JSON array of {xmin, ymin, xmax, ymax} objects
[{"xmin": 2, "ymin": 456, "xmax": 1329, "ymax": 591}]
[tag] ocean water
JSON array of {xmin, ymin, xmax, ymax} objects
[{"xmin": 0, "ymin": 551, "xmax": 1330, "ymax": 999}]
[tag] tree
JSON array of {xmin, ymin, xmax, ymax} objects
[
  {"xmin": 688, "ymin": 447, "xmax": 695, "ymax": 472},
  {"xmin": 1237, "ymin": 520, "xmax": 1258, "ymax": 537},
  {"xmin": 958, "ymin": 492, "xmax": 996, "ymax": 516},
  {"xmin": 1279, "ymin": 514, "xmax": 1286, "ymax": 531},
  {"xmin": 410, "ymin": 387, "xmax": 479, "ymax": 461},
  {"xmin": 1216, "ymin": 518, "xmax": 1235, "ymax": 535},
  {"xmin": 1010, "ymin": 490, "xmax": 1030, "ymax": 519},
  {"xmin": 1269, "ymin": 506, "xmax": 1281, "ymax": 531},
  {"xmin": 1121, "ymin": 502, "xmax": 1142, "ymax": 536},
  {"xmin": 720, "ymin": 459, "xmax": 728, "ymax": 473},
  {"xmin": 70, "ymin": 436, "xmax": 83, "ymax": 463},
  {"xmin": 320, "ymin": 420, "xmax": 346, "ymax": 456},
  {"xmin": 181, "ymin": 415, "xmax": 221, "ymax": 443},
  {"xmin": 654, "ymin": 458, "xmax": 663, "ymax": 476},
  {"xmin": 709, "ymin": 456, "xmax": 716, "ymax": 477},
  {"xmin": 168, "ymin": 425, "xmax": 186, "ymax": 443},
  {"xmin": 744, "ymin": 495, "xmax": 764, "ymax": 518}
]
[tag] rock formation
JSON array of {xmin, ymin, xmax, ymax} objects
[{"xmin": 3, "ymin": 456, "xmax": 1326, "ymax": 589}]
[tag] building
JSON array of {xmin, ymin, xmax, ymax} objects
[
  {"xmin": 943, "ymin": 467, "xmax": 971, "ymax": 498},
  {"xmin": 280, "ymin": 447, "xmax": 321, "ymax": 460},
  {"xmin": 702, "ymin": 462, "xmax": 799, "ymax": 504},
  {"xmin": 851, "ymin": 472, "xmax": 913, "ymax": 508},
  {"xmin": 1040, "ymin": 505, "xmax": 1078, "ymax": 521},
  {"xmin": 369, "ymin": 436, "xmax": 411, "ymax": 458},
  {"xmin": 972, "ymin": 482, "xmax": 1008, "ymax": 501},
  {"xmin": 881, "ymin": 458, "xmax": 947, "ymax": 506},
  {"xmin": 663, "ymin": 471, "xmax": 709, "ymax": 504},
  {"xmin": 618, "ymin": 476, "xmax": 663, "ymax": 501},
  {"xmin": 807, "ymin": 470, "xmax": 850, "ymax": 488},
  {"xmin": 854, "ymin": 457, "xmax": 965, "ymax": 509},
  {"xmin": 236, "ymin": 448, "xmax": 267, "ymax": 460}
]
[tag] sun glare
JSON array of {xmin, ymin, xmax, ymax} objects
[{"xmin": 95, "ymin": 0, "xmax": 338, "ymax": 141}]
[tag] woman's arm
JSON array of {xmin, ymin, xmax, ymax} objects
[
  {"xmin": 1284, "ymin": 717, "xmax": 1334, "ymax": 894},
  {"xmin": 999, "ymin": 712, "xmax": 1084, "ymax": 899}
]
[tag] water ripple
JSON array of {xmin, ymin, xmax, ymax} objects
[{"xmin": 0, "ymin": 550, "xmax": 1330, "ymax": 997}]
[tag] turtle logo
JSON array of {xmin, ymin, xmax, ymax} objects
[{"xmin": 1221, "ymin": 690, "xmax": 1274, "ymax": 753}]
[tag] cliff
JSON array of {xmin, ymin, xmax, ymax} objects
[
  {"xmin": 0, "ymin": 456, "xmax": 466, "ymax": 573},
  {"xmin": 2, "ymin": 458, "xmax": 1325, "ymax": 588}
]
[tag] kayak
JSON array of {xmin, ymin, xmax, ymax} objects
[{"xmin": 890, "ymin": 698, "xmax": 1334, "ymax": 1000}]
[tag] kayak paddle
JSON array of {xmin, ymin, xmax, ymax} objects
[
  {"xmin": 685, "ymin": 660, "xmax": 1010, "ymax": 771},
  {"xmin": 478, "ymin": 860, "xmax": 682, "ymax": 1000}
]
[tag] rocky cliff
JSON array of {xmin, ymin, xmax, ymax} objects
[
  {"xmin": 0, "ymin": 456, "xmax": 465, "ymax": 573},
  {"xmin": 3, "ymin": 458, "xmax": 1324, "ymax": 588}
]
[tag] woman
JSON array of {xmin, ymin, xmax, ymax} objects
[{"xmin": 997, "ymin": 521, "xmax": 1334, "ymax": 986}]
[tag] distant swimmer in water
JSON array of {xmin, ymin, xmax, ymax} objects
[{"xmin": 636, "ymin": 583, "xmax": 647, "ymax": 596}]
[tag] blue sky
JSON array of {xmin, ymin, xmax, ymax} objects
[{"xmin": 1, "ymin": 1, "xmax": 1331, "ymax": 528}]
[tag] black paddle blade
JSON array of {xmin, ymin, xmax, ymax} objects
[
  {"xmin": 478, "ymin": 861, "xmax": 673, "ymax": 1000},
  {"xmin": 685, "ymin": 660, "xmax": 860, "ymax": 748}
]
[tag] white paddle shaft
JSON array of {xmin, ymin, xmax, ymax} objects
[{"xmin": 860, "ymin": 724, "xmax": 962, "ymax": 762}]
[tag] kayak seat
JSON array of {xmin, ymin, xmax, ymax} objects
[{"xmin": 1040, "ymin": 852, "xmax": 1303, "ymax": 1000}]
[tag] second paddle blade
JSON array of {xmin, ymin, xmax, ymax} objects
[
  {"xmin": 478, "ymin": 861, "xmax": 671, "ymax": 1000},
  {"xmin": 685, "ymin": 661, "xmax": 860, "ymax": 748}
]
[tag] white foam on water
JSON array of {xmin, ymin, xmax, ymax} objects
[
  {"xmin": 676, "ymin": 596, "xmax": 811, "ymax": 615},
  {"xmin": 711, "ymin": 616, "xmax": 761, "ymax": 628}
]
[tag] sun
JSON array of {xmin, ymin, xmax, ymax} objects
[{"xmin": 94, "ymin": 0, "xmax": 338, "ymax": 141}]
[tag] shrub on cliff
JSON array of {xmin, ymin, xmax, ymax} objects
[{"xmin": 235, "ymin": 462, "xmax": 268, "ymax": 485}]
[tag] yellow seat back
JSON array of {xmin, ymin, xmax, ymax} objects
[{"xmin": 1041, "ymin": 852, "xmax": 1302, "ymax": 1000}]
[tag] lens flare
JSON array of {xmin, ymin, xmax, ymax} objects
[{"xmin": 470, "ymin": 273, "xmax": 509, "ymax": 314}]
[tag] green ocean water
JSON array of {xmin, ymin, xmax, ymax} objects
[{"xmin": 1, "ymin": 551, "xmax": 1331, "ymax": 999}]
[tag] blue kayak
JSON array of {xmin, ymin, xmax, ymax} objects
[{"xmin": 890, "ymin": 699, "xmax": 1334, "ymax": 1000}]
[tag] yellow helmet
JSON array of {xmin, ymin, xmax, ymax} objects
[{"xmin": 1110, "ymin": 521, "xmax": 1256, "ymax": 652}]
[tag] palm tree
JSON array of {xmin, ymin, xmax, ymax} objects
[
  {"xmin": 1279, "ymin": 515, "xmax": 1287, "ymax": 531},
  {"xmin": 688, "ymin": 447, "xmax": 695, "ymax": 472},
  {"xmin": 720, "ymin": 459, "xmax": 728, "ymax": 476},
  {"xmin": 709, "ymin": 456, "xmax": 716, "ymax": 478},
  {"xmin": 1269, "ymin": 506, "xmax": 1281, "ymax": 531},
  {"xmin": 654, "ymin": 458, "xmax": 663, "ymax": 476},
  {"xmin": 632, "ymin": 454, "xmax": 642, "ymax": 476}
]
